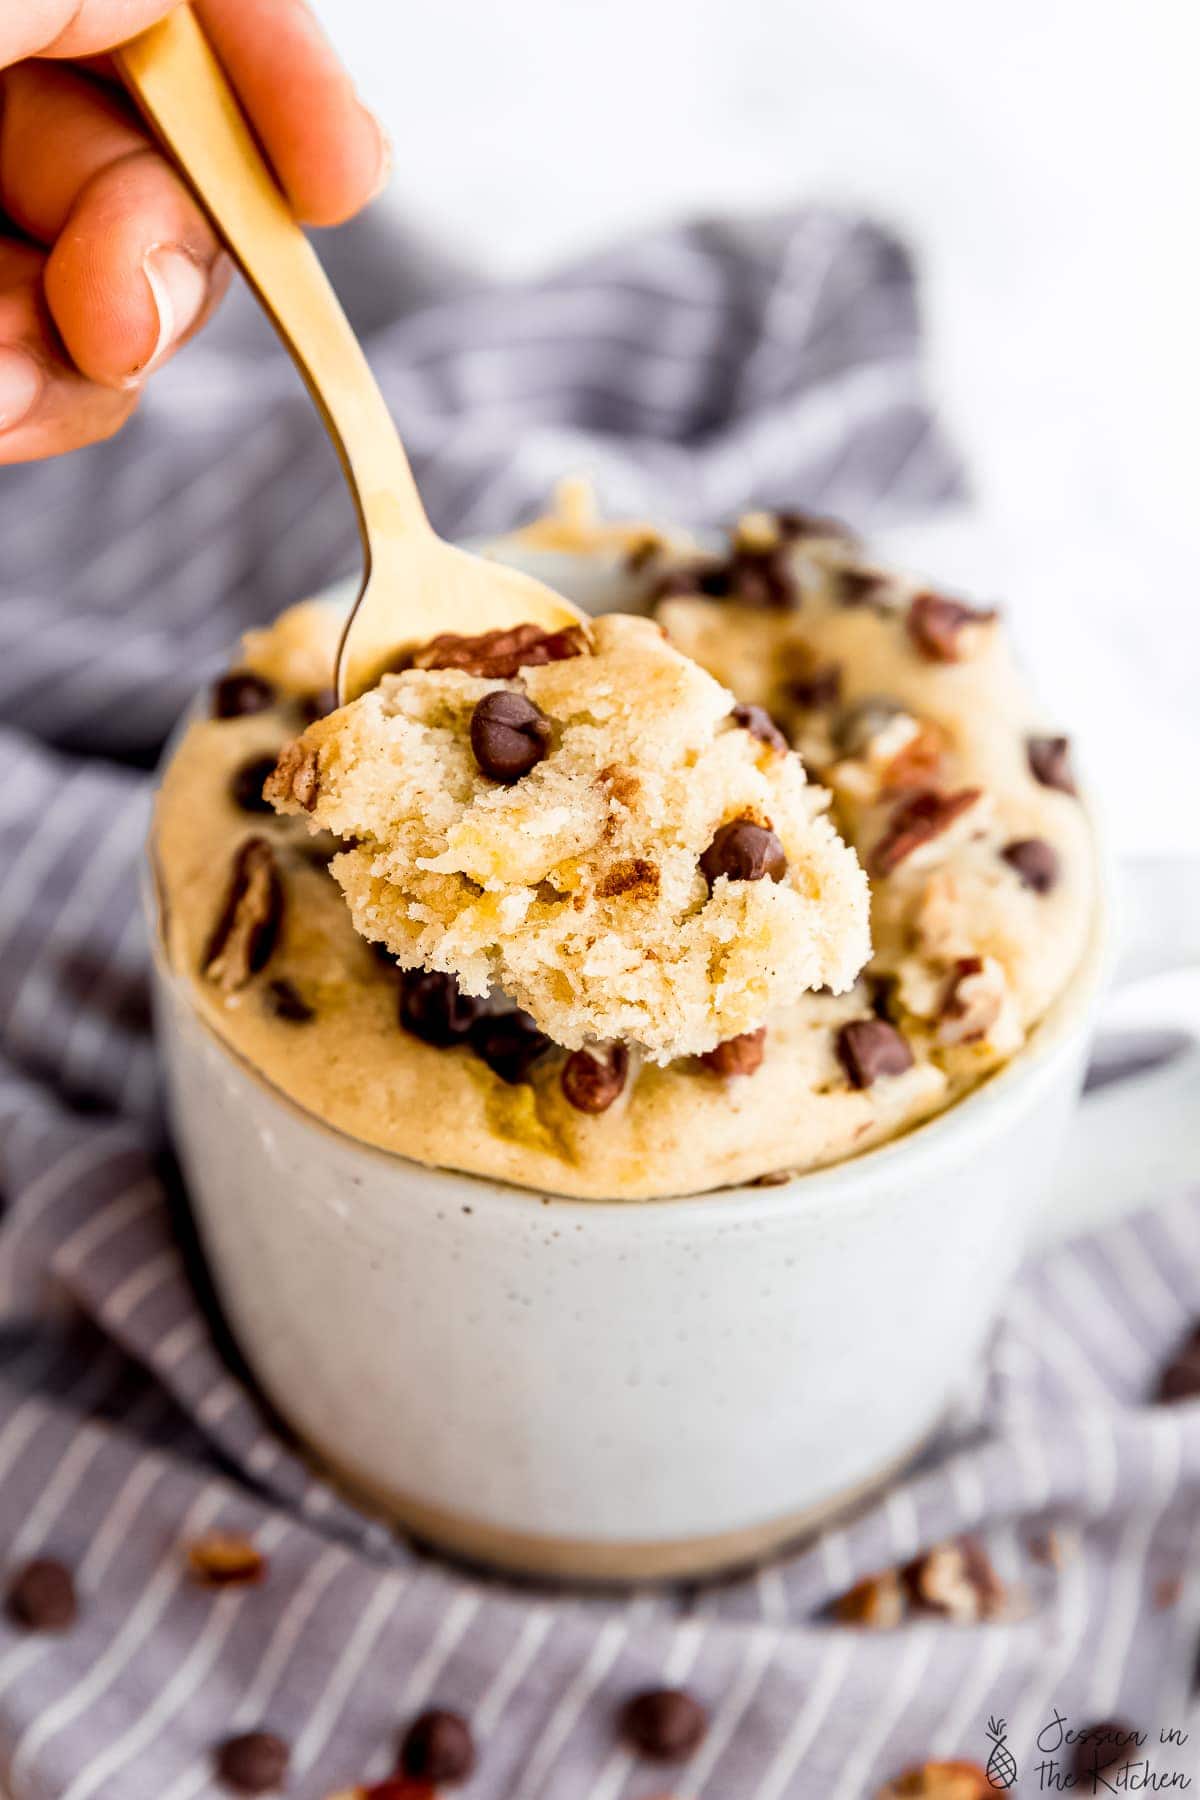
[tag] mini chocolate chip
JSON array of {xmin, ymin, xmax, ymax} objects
[
  {"xmin": 204, "ymin": 838, "xmax": 284, "ymax": 992},
  {"xmin": 399, "ymin": 1709, "xmax": 476, "ymax": 1784},
  {"xmin": 787, "ymin": 662, "xmax": 842, "ymax": 709},
  {"xmin": 298, "ymin": 686, "xmax": 338, "ymax": 724},
  {"xmin": 700, "ymin": 1027, "xmax": 767, "ymax": 1077},
  {"xmin": 869, "ymin": 788, "xmax": 982, "ymax": 877},
  {"xmin": 6, "ymin": 1558, "xmax": 76, "ymax": 1631},
  {"xmin": 214, "ymin": 1730, "xmax": 289, "ymax": 1794},
  {"xmin": 398, "ymin": 970, "xmax": 484, "ymax": 1047},
  {"xmin": 906, "ymin": 592, "xmax": 995, "ymax": 662},
  {"xmin": 469, "ymin": 1010, "xmax": 553, "ymax": 1085},
  {"xmin": 1072, "ymin": 1722, "xmax": 1142, "ymax": 1783},
  {"xmin": 1001, "ymin": 837, "xmax": 1059, "ymax": 894},
  {"xmin": 731, "ymin": 703, "xmax": 788, "ymax": 753},
  {"xmin": 620, "ymin": 1688, "xmax": 708, "ymax": 1763},
  {"xmin": 264, "ymin": 978, "xmax": 314, "ymax": 1024},
  {"xmin": 470, "ymin": 690, "xmax": 551, "ymax": 782},
  {"xmin": 832, "ymin": 695, "xmax": 905, "ymax": 759},
  {"xmin": 836, "ymin": 1019, "xmax": 914, "ymax": 1088},
  {"xmin": 700, "ymin": 817, "xmax": 787, "ymax": 887},
  {"xmin": 212, "ymin": 670, "xmax": 275, "ymax": 719},
  {"xmin": 1156, "ymin": 1323, "xmax": 1200, "ymax": 1403},
  {"xmin": 229, "ymin": 755, "xmax": 279, "ymax": 814},
  {"xmin": 1027, "ymin": 734, "xmax": 1077, "ymax": 796},
  {"xmin": 413, "ymin": 622, "xmax": 589, "ymax": 679},
  {"xmin": 561, "ymin": 1044, "xmax": 629, "ymax": 1113}
]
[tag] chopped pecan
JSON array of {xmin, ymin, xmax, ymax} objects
[
  {"xmin": 187, "ymin": 1532, "xmax": 268, "ymax": 1587},
  {"xmin": 203, "ymin": 838, "xmax": 283, "ymax": 992},
  {"xmin": 700, "ymin": 1027, "xmax": 767, "ymax": 1078},
  {"xmin": 906, "ymin": 592, "xmax": 996, "ymax": 662},
  {"xmin": 877, "ymin": 1760, "xmax": 993, "ymax": 1798},
  {"xmin": 833, "ymin": 1568, "xmax": 906, "ymax": 1628},
  {"xmin": 880, "ymin": 721, "xmax": 948, "ymax": 793},
  {"xmin": 905, "ymin": 1536, "xmax": 1005, "ymax": 1622},
  {"xmin": 411, "ymin": 622, "xmax": 589, "ymax": 679},
  {"xmin": 869, "ymin": 787, "xmax": 983, "ymax": 877},
  {"xmin": 265, "ymin": 739, "xmax": 320, "ymax": 812},
  {"xmin": 937, "ymin": 956, "xmax": 1007, "ymax": 1047}
]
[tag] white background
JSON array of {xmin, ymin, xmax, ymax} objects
[{"xmin": 312, "ymin": 0, "xmax": 1200, "ymax": 855}]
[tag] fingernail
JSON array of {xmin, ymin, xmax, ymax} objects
[
  {"xmin": 0, "ymin": 348, "xmax": 43, "ymax": 432},
  {"xmin": 365, "ymin": 110, "xmax": 393, "ymax": 203},
  {"xmin": 142, "ymin": 246, "xmax": 210, "ymax": 374}
]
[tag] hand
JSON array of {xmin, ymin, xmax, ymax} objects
[{"xmin": 0, "ymin": 0, "xmax": 389, "ymax": 463}]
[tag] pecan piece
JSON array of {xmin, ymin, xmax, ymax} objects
[
  {"xmin": 869, "ymin": 787, "xmax": 982, "ymax": 877},
  {"xmin": 905, "ymin": 1535, "xmax": 1005, "ymax": 1622},
  {"xmin": 204, "ymin": 838, "xmax": 283, "ymax": 992},
  {"xmin": 937, "ymin": 956, "xmax": 1007, "ymax": 1047},
  {"xmin": 833, "ymin": 1568, "xmax": 906, "ymax": 1628},
  {"xmin": 187, "ymin": 1532, "xmax": 268, "ymax": 1587},
  {"xmin": 264, "ymin": 740, "xmax": 320, "ymax": 813},
  {"xmin": 906, "ymin": 592, "xmax": 996, "ymax": 662},
  {"xmin": 411, "ymin": 622, "xmax": 589, "ymax": 679},
  {"xmin": 877, "ymin": 1760, "xmax": 993, "ymax": 1798}
]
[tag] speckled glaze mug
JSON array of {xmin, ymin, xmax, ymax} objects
[{"xmin": 149, "ymin": 554, "xmax": 1200, "ymax": 1581}]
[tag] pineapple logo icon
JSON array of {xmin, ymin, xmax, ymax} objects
[{"xmin": 985, "ymin": 1716, "xmax": 1018, "ymax": 1790}]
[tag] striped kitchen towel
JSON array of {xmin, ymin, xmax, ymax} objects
[{"xmin": 0, "ymin": 205, "xmax": 1196, "ymax": 1799}]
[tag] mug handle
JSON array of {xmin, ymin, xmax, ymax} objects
[{"xmin": 1028, "ymin": 856, "xmax": 1200, "ymax": 1249}]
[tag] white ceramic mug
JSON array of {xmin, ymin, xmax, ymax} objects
[{"xmin": 149, "ymin": 560, "xmax": 1200, "ymax": 1581}]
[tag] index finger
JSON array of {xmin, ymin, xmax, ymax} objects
[{"xmin": 0, "ymin": 2, "xmax": 179, "ymax": 65}]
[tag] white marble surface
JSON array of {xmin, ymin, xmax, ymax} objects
[{"xmin": 313, "ymin": 0, "xmax": 1199, "ymax": 856}]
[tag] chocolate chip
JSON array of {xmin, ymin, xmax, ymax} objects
[
  {"xmin": 1071, "ymin": 1722, "xmax": 1142, "ymax": 1783},
  {"xmin": 700, "ymin": 1027, "xmax": 767, "ymax": 1077},
  {"xmin": 1027, "ymin": 734, "xmax": 1077, "ymax": 796},
  {"xmin": 776, "ymin": 509, "xmax": 857, "ymax": 544},
  {"xmin": 470, "ymin": 690, "xmax": 551, "ymax": 782},
  {"xmin": 298, "ymin": 686, "xmax": 338, "ymax": 724},
  {"xmin": 620, "ymin": 1688, "xmax": 708, "ymax": 1763},
  {"xmin": 561, "ymin": 1043, "xmax": 629, "ymax": 1113},
  {"xmin": 229, "ymin": 755, "xmax": 279, "ymax": 814},
  {"xmin": 836, "ymin": 1019, "xmax": 914, "ymax": 1088},
  {"xmin": 731, "ymin": 703, "xmax": 788, "ymax": 753},
  {"xmin": 212, "ymin": 670, "xmax": 276, "ymax": 719},
  {"xmin": 469, "ymin": 1009, "xmax": 552, "ymax": 1084},
  {"xmin": 730, "ymin": 544, "xmax": 796, "ymax": 608},
  {"xmin": 650, "ymin": 562, "xmax": 723, "ymax": 602},
  {"xmin": 787, "ymin": 662, "xmax": 842, "ymax": 710},
  {"xmin": 1156, "ymin": 1323, "xmax": 1200, "ymax": 1403},
  {"xmin": 869, "ymin": 788, "xmax": 981, "ymax": 877},
  {"xmin": 214, "ymin": 1730, "xmax": 289, "ymax": 1794},
  {"xmin": 832, "ymin": 695, "xmax": 905, "ymax": 758},
  {"xmin": 906, "ymin": 592, "xmax": 995, "ymax": 662},
  {"xmin": 204, "ymin": 838, "xmax": 284, "ymax": 992},
  {"xmin": 399, "ymin": 1709, "xmax": 476, "ymax": 1784},
  {"xmin": 398, "ymin": 970, "xmax": 484, "ymax": 1048},
  {"xmin": 836, "ymin": 567, "xmax": 890, "ymax": 607},
  {"xmin": 264, "ymin": 978, "xmax": 314, "ymax": 1024},
  {"xmin": 1001, "ymin": 837, "xmax": 1059, "ymax": 894},
  {"xmin": 700, "ymin": 817, "xmax": 787, "ymax": 887},
  {"xmin": 413, "ymin": 622, "xmax": 589, "ymax": 679},
  {"xmin": 6, "ymin": 1558, "xmax": 76, "ymax": 1631}
]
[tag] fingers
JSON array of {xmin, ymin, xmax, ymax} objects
[
  {"xmin": 0, "ymin": 1, "xmax": 176, "ymax": 64},
  {"xmin": 197, "ymin": 0, "xmax": 389, "ymax": 226},
  {"xmin": 1, "ymin": 62, "xmax": 230, "ymax": 386},
  {"xmin": 0, "ymin": 241, "xmax": 140, "ymax": 464}
]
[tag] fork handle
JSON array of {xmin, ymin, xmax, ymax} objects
[{"xmin": 115, "ymin": 6, "xmax": 429, "ymax": 550}]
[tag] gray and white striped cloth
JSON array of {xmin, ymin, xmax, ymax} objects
[{"xmin": 0, "ymin": 205, "xmax": 1196, "ymax": 1799}]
